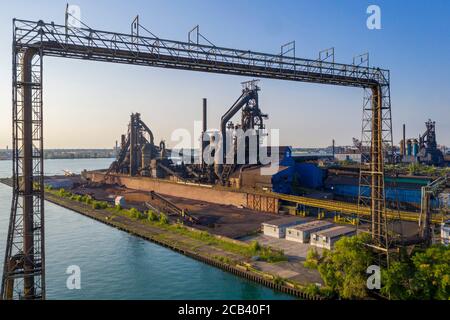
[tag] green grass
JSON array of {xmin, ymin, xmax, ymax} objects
[
  {"xmin": 125, "ymin": 207, "xmax": 146, "ymax": 219},
  {"xmin": 91, "ymin": 200, "xmax": 108, "ymax": 210},
  {"xmin": 152, "ymin": 223, "xmax": 287, "ymax": 262},
  {"xmin": 147, "ymin": 210, "xmax": 158, "ymax": 222},
  {"xmin": 159, "ymin": 213, "xmax": 169, "ymax": 225},
  {"xmin": 49, "ymin": 188, "xmax": 109, "ymax": 209},
  {"xmin": 273, "ymin": 275, "xmax": 286, "ymax": 286},
  {"xmin": 213, "ymin": 255, "xmax": 233, "ymax": 264}
]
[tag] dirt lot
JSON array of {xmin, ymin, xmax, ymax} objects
[{"xmin": 65, "ymin": 180, "xmax": 281, "ymax": 239}]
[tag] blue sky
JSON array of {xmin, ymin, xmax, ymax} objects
[{"xmin": 0, "ymin": 0, "xmax": 449, "ymax": 148}]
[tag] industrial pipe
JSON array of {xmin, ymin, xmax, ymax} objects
[
  {"xmin": 138, "ymin": 118, "xmax": 155, "ymax": 145},
  {"xmin": 217, "ymin": 88, "xmax": 258, "ymax": 178}
]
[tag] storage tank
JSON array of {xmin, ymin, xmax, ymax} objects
[
  {"xmin": 412, "ymin": 139, "xmax": 419, "ymax": 157},
  {"xmin": 406, "ymin": 139, "xmax": 412, "ymax": 156}
]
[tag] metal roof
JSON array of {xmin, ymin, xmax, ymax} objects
[
  {"xmin": 287, "ymin": 220, "xmax": 333, "ymax": 232},
  {"xmin": 313, "ymin": 226, "xmax": 356, "ymax": 238},
  {"xmin": 262, "ymin": 216, "xmax": 304, "ymax": 227}
]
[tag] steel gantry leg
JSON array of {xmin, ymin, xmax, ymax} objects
[
  {"xmin": 1, "ymin": 45, "xmax": 45, "ymax": 300},
  {"xmin": 358, "ymin": 79, "xmax": 395, "ymax": 264}
]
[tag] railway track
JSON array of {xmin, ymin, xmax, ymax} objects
[{"xmin": 274, "ymin": 193, "xmax": 445, "ymax": 224}]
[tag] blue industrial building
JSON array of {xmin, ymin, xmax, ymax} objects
[
  {"xmin": 269, "ymin": 146, "xmax": 295, "ymax": 194},
  {"xmin": 325, "ymin": 174, "xmax": 434, "ymax": 206},
  {"xmin": 290, "ymin": 160, "xmax": 434, "ymax": 207},
  {"xmin": 271, "ymin": 166, "xmax": 295, "ymax": 194},
  {"xmin": 235, "ymin": 146, "xmax": 295, "ymax": 194},
  {"xmin": 295, "ymin": 163, "xmax": 325, "ymax": 189},
  {"xmin": 328, "ymin": 184, "xmax": 426, "ymax": 205},
  {"xmin": 241, "ymin": 147, "xmax": 435, "ymax": 207}
]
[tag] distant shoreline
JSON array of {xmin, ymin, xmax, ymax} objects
[
  {"xmin": 0, "ymin": 157, "xmax": 115, "ymax": 161},
  {"xmin": 0, "ymin": 149, "xmax": 116, "ymax": 161}
]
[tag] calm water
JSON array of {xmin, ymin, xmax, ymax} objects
[{"xmin": 0, "ymin": 158, "xmax": 292, "ymax": 299}]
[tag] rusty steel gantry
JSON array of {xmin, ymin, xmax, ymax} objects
[{"xmin": 2, "ymin": 16, "xmax": 393, "ymax": 299}]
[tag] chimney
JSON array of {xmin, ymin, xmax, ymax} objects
[
  {"xmin": 201, "ymin": 98, "xmax": 207, "ymax": 165},
  {"xmin": 203, "ymin": 98, "xmax": 207, "ymax": 133},
  {"xmin": 403, "ymin": 124, "xmax": 406, "ymax": 156}
]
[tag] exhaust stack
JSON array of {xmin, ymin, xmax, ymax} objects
[
  {"xmin": 201, "ymin": 98, "xmax": 207, "ymax": 165},
  {"xmin": 403, "ymin": 124, "xmax": 406, "ymax": 157}
]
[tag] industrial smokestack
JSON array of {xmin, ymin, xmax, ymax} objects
[
  {"xmin": 403, "ymin": 124, "xmax": 406, "ymax": 157},
  {"xmin": 130, "ymin": 114, "xmax": 137, "ymax": 176},
  {"xmin": 201, "ymin": 98, "xmax": 207, "ymax": 165},
  {"xmin": 203, "ymin": 98, "xmax": 207, "ymax": 133}
]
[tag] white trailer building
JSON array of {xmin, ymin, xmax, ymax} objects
[
  {"xmin": 310, "ymin": 226, "xmax": 356, "ymax": 250},
  {"xmin": 285, "ymin": 220, "xmax": 333, "ymax": 243},
  {"xmin": 262, "ymin": 217, "xmax": 305, "ymax": 239}
]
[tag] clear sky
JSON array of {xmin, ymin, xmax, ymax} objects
[{"xmin": 0, "ymin": 0, "xmax": 449, "ymax": 149}]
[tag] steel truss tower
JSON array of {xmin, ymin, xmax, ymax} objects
[
  {"xmin": 2, "ymin": 18, "xmax": 393, "ymax": 299},
  {"xmin": 358, "ymin": 78, "xmax": 399, "ymax": 264},
  {"xmin": 1, "ymin": 26, "xmax": 45, "ymax": 299}
]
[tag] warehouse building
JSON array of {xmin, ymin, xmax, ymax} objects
[
  {"xmin": 262, "ymin": 216, "xmax": 305, "ymax": 239},
  {"xmin": 228, "ymin": 146, "xmax": 296, "ymax": 194},
  {"xmin": 285, "ymin": 220, "xmax": 333, "ymax": 243},
  {"xmin": 310, "ymin": 226, "xmax": 356, "ymax": 250},
  {"xmin": 324, "ymin": 174, "xmax": 436, "ymax": 207},
  {"xmin": 295, "ymin": 162, "xmax": 326, "ymax": 189},
  {"xmin": 229, "ymin": 164, "xmax": 295, "ymax": 194}
]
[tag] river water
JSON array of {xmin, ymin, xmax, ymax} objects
[{"xmin": 0, "ymin": 158, "xmax": 292, "ymax": 299}]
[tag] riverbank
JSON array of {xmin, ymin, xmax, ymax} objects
[{"xmin": 0, "ymin": 178, "xmax": 324, "ymax": 299}]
